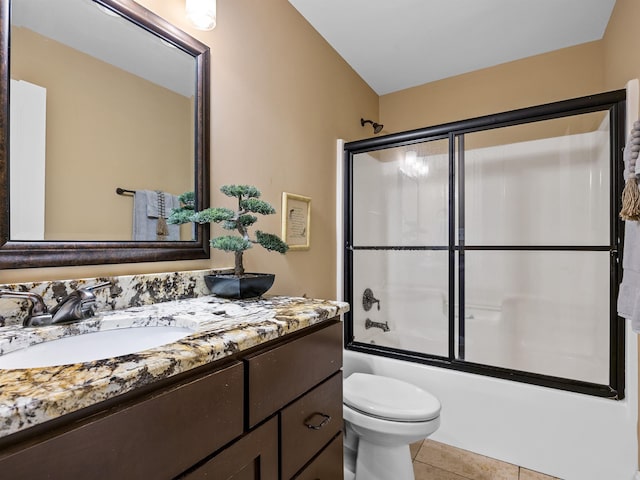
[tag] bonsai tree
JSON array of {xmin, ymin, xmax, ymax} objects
[{"xmin": 168, "ymin": 185, "xmax": 289, "ymax": 276}]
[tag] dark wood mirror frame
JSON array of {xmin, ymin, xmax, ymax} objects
[{"xmin": 0, "ymin": 0, "xmax": 210, "ymax": 269}]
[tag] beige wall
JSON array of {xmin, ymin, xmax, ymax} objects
[
  {"xmin": 603, "ymin": 0, "xmax": 640, "ymax": 92},
  {"xmin": 379, "ymin": 41, "xmax": 605, "ymax": 133},
  {"xmin": 377, "ymin": 0, "xmax": 640, "ymax": 137},
  {"xmin": 198, "ymin": 0, "xmax": 377, "ymax": 299},
  {"xmin": 374, "ymin": 0, "xmax": 639, "ymax": 133},
  {"xmin": 11, "ymin": 27, "xmax": 193, "ymax": 241},
  {"xmin": 0, "ymin": 0, "xmax": 379, "ymax": 298}
]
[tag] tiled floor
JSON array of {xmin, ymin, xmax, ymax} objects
[{"xmin": 411, "ymin": 440, "xmax": 561, "ymax": 480}]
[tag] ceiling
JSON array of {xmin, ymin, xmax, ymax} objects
[
  {"xmin": 12, "ymin": 0, "xmax": 195, "ymax": 97},
  {"xmin": 288, "ymin": 0, "xmax": 617, "ymax": 95}
]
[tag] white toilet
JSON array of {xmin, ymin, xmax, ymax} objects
[{"xmin": 343, "ymin": 373, "xmax": 441, "ymax": 480}]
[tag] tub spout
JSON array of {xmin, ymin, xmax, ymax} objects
[{"xmin": 365, "ymin": 318, "xmax": 390, "ymax": 332}]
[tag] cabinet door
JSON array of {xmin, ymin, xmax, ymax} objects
[
  {"xmin": 0, "ymin": 362, "xmax": 244, "ymax": 480},
  {"xmin": 182, "ymin": 416, "xmax": 278, "ymax": 480},
  {"xmin": 294, "ymin": 433, "xmax": 343, "ymax": 480}
]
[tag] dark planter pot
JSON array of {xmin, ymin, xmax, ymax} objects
[{"xmin": 204, "ymin": 273, "xmax": 275, "ymax": 299}]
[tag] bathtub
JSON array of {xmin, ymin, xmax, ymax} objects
[
  {"xmin": 359, "ymin": 330, "xmax": 442, "ymax": 353},
  {"xmin": 343, "ymin": 329, "xmax": 638, "ymax": 480}
]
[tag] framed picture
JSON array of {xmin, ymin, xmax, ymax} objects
[{"xmin": 282, "ymin": 192, "xmax": 311, "ymax": 250}]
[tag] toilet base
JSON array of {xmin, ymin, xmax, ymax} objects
[
  {"xmin": 344, "ymin": 442, "xmax": 357, "ymax": 476},
  {"xmin": 344, "ymin": 466, "xmax": 356, "ymax": 480},
  {"xmin": 354, "ymin": 438, "xmax": 414, "ymax": 480}
]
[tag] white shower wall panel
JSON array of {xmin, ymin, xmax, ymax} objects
[
  {"xmin": 464, "ymin": 128, "xmax": 610, "ymax": 246},
  {"xmin": 352, "ymin": 127, "xmax": 612, "ymax": 384},
  {"xmin": 464, "ymin": 250, "xmax": 610, "ymax": 383},
  {"xmin": 352, "ymin": 148, "xmax": 449, "ymax": 247},
  {"xmin": 353, "ymin": 249, "xmax": 449, "ymax": 357},
  {"xmin": 353, "ymin": 153, "xmax": 389, "ymax": 245}
]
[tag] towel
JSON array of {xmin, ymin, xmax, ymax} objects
[
  {"xmin": 617, "ymin": 80, "xmax": 640, "ymax": 332},
  {"xmin": 617, "ymin": 220, "xmax": 640, "ymax": 332},
  {"xmin": 618, "ymin": 128, "xmax": 640, "ymax": 331},
  {"xmin": 618, "ymin": 129, "xmax": 640, "ymax": 333},
  {"xmin": 133, "ymin": 190, "xmax": 181, "ymax": 241}
]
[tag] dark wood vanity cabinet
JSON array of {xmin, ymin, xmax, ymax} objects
[
  {"xmin": 295, "ymin": 433, "xmax": 344, "ymax": 480},
  {"xmin": 0, "ymin": 362, "xmax": 245, "ymax": 479},
  {"xmin": 280, "ymin": 373, "xmax": 343, "ymax": 479},
  {"xmin": 0, "ymin": 319, "xmax": 343, "ymax": 480},
  {"xmin": 245, "ymin": 320, "xmax": 344, "ymax": 479},
  {"xmin": 182, "ymin": 416, "xmax": 279, "ymax": 479}
]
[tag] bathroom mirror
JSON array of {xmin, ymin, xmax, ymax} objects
[{"xmin": 0, "ymin": 0, "xmax": 210, "ymax": 268}]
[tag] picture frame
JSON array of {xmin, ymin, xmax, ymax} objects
[{"xmin": 282, "ymin": 192, "xmax": 311, "ymax": 250}]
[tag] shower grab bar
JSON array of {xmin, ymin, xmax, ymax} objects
[{"xmin": 365, "ymin": 318, "xmax": 389, "ymax": 332}]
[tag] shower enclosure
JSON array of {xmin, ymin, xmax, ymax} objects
[{"xmin": 343, "ymin": 90, "xmax": 626, "ymax": 398}]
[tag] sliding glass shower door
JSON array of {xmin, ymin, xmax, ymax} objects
[
  {"xmin": 352, "ymin": 140, "xmax": 450, "ymax": 357},
  {"xmin": 461, "ymin": 112, "xmax": 611, "ymax": 384},
  {"xmin": 344, "ymin": 90, "xmax": 625, "ymax": 398}
]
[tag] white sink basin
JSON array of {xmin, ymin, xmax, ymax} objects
[{"xmin": 0, "ymin": 326, "xmax": 194, "ymax": 369}]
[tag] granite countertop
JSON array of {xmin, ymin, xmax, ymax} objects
[{"xmin": 0, "ymin": 295, "xmax": 349, "ymax": 439}]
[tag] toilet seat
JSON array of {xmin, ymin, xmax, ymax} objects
[
  {"xmin": 344, "ymin": 402, "xmax": 441, "ymax": 439},
  {"xmin": 343, "ymin": 373, "xmax": 440, "ymax": 422}
]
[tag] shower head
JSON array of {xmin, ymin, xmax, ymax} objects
[{"xmin": 361, "ymin": 118, "xmax": 384, "ymax": 134}]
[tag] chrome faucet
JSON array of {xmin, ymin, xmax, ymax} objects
[
  {"xmin": 0, "ymin": 282, "xmax": 111, "ymax": 327},
  {"xmin": 0, "ymin": 290, "xmax": 52, "ymax": 326},
  {"xmin": 49, "ymin": 282, "xmax": 111, "ymax": 325}
]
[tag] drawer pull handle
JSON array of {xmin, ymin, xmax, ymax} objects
[{"xmin": 304, "ymin": 412, "xmax": 331, "ymax": 430}]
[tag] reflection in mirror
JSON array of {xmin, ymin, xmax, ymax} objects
[
  {"xmin": 0, "ymin": 0, "xmax": 210, "ymax": 267},
  {"xmin": 11, "ymin": 0, "xmax": 196, "ymax": 241}
]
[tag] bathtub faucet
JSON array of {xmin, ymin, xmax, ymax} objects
[
  {"xmin": 365, "ymin": 318, "xmax": 390, "ymax": 332},
  {"xmin": 362, "ymin": 288, "xmax": 381, "ymax": 311}
]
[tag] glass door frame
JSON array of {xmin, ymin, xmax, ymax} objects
[{"xmin": 343, "ymin": 89, "xmax": 626, "ymax": 399}]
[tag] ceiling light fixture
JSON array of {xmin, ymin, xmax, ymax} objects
[
  {"xmin": 400, "ymin": 150, "xmax": 430, "ymax": 179},
  {"xmin": 186, "ymin": 0, "xmax": 216, "ymax": 31}
]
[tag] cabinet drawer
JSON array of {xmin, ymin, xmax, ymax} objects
[
  {"xmin": 294, "ymin": 433, "xmax": 344, "ymax": 480},
  {"xmin": 245, "ymin": 320, "xmax": 342, "ymax": 427},
  {"xmin": 181, "ymin": 416, "xmax": 278, "ymax": 480},
  {"xmin": 281, "ymin": 372, "xmax": 343, "ymax": 480},
  {"xmin": 0, "ymin": 361, "xmax": 244, "ymax": 480}
]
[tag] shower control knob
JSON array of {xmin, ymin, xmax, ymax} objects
[{"xmin": 362, "ymin": 288, "xmax": 381, "ymax": 311}]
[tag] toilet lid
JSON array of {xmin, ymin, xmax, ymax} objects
[{"xmin": 343, "ymin": 373, "xmax": 441, "ymax": 422}]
